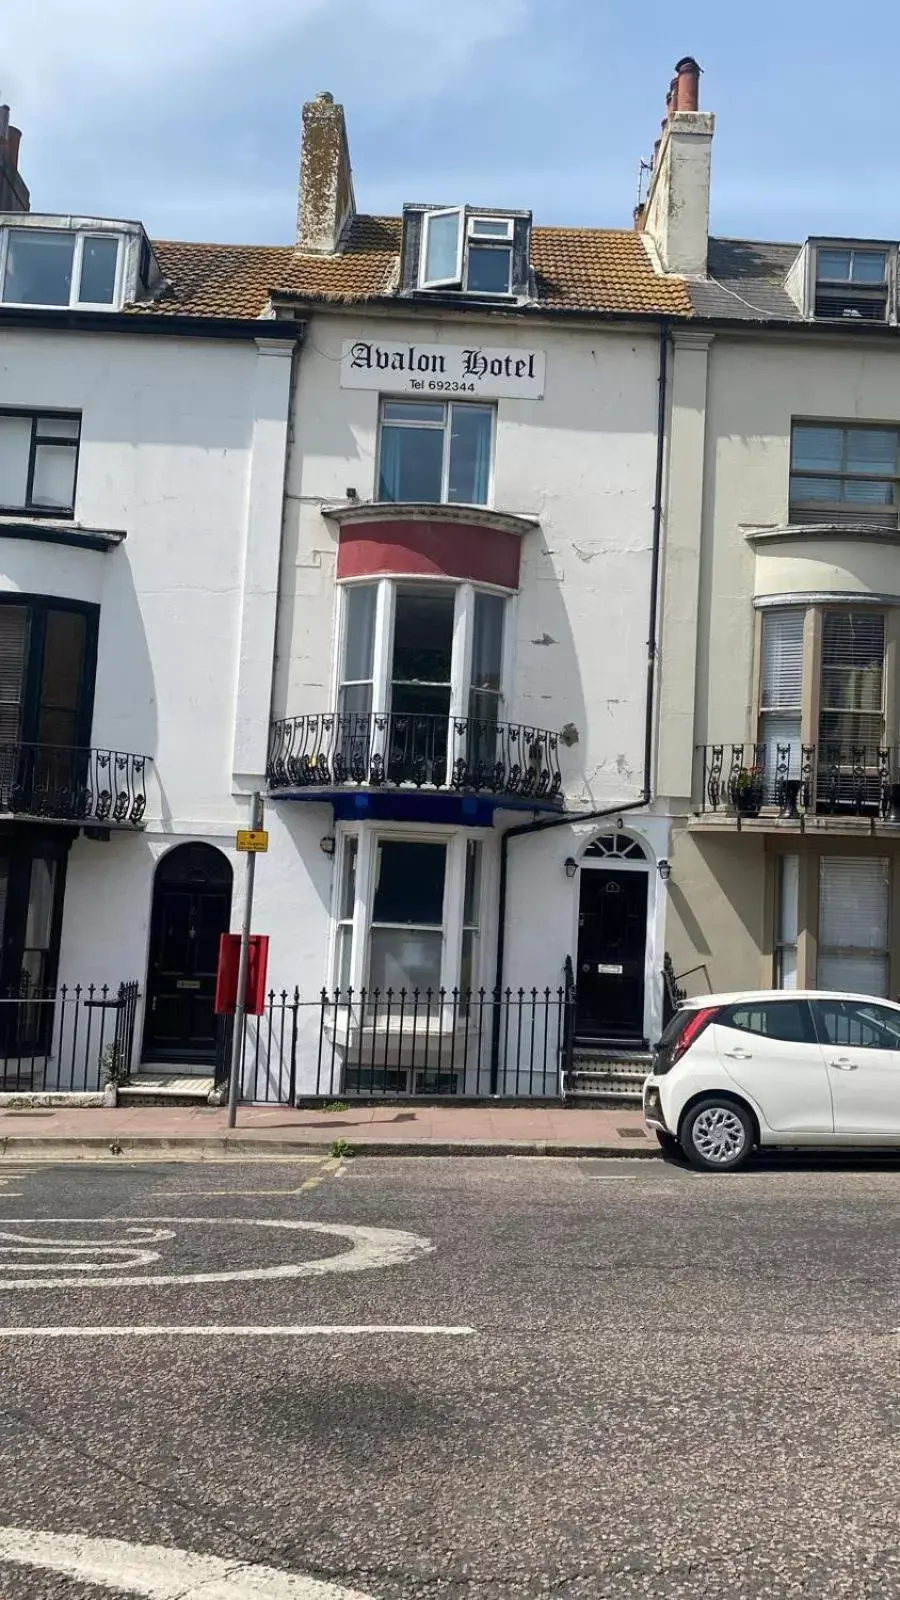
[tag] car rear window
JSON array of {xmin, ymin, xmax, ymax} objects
[{"xmin": 718, "ymin": 999, "xmax": 815, "ymax": 1044}]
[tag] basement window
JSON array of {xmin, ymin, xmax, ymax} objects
[
  {"xmin": 1, "ymin": 227, "xmax": 122, "ymax": 309},
  {"xmin": 813, "ymin": 245, "xmax": 890, "ymax": 322}
]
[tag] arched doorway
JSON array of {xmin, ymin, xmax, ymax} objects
[
  {"xmin": 575, "ymin": 832, "xmax": 650, "ymax": 1046},
  {"xmin": 143, "ymin": 843, "xmax": 233, "ymax": 1067}
]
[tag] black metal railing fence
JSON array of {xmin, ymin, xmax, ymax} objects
[{"xmin": 0, "ymin": 979, "xmax": 140, "ymax": 1093}]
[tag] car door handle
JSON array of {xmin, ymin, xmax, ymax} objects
[
  {"xmin": 723, "ymin": 1048, "xmax": 752, "ymax": 1060},
  {"xmin": 829, "ymin": 1057, "xmax": 858, "ymax": 1071}
]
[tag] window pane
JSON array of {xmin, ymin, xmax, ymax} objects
[
  {"xmin": 844, "ymin": 429, "xmax": 897, "ymax": 477},
  {"xmin": 336, "ymin": 925, "xmax": 353, "ymax": 992},
  {"xmin": 372, "ymin": 839, "xmax": 446, "ymax": 925},
  {"xmin": 466, "ymin": 245, "xmax": 512, "ymax": 294},
  {"xmin": 851, "ymin": 251, "xmax": 887, "ymax": 284},
  {"xmin": 36, "ymin": 416, "xmax": 80, "ymax": 441},
  {"xmin": 722, "ymin": 1000, "xmax": 812, "ymax": 1042},
  {"xmin": 39, "ymin": 610, "xmax": 87, "ymax": 724},
  {"xmin": 392, "ymin": 589, "xmax": 454, "ymax": 686},
  {"xmin": 78, "ymin": 237, "xmax": 118, "ymax": 304},
  {"xmin": 381, "ymin": 400, "xmax": 444, "ymax": 424},
  {"xmin": 817, "ymin": 954, "xmax": 889, "ymax": 995},
  {"xmin": 0, "ymin": 415, "xmax": 31, "ymax": 508},
  {"xmin": 790, "ymin": 475, "xmax": 837, "ymax": 504},
  {"xmin": 819, "ymin": 855, "xmax": 888, "ymax": 951},
  {"xmin": 820, "ymin": 613, "xmax": 884, "ymax": 721},
  {"xmin": 470, "ymin": 218, "xmax": 511, "ymax": 237},
  {"xmin": 816, "ymin": 249, "xmax": 851, "ymax": 281},
  {"xmin": 3, "ymin": 231, "xmax": 74, "ymax": 305},
  {"xmin": 24, "ymin": 857, "xmax": 57, "ymax": 951},
  {"xmin": 338, "ymin": 681, "xmax": 373, "ymax": 719},
  {"xmin": 460, "ymin": 927, "xmax": 477, "ymax": 995},
  {"xmin": 791, "ymin": 426, "xmax": 843, "ymax": 473},
  {"xmin": 470, "ymin": 592, "xmax": 504, "ymax": 692},
  {"xmin": 448, "ymin": 405, "xmax": 492, "ymax": 504},
  {"xmin": 777, "ymin": 855, "xmax": 800, "ymax": 942},
  {"xmin": 31, "ymin": 443, "xmax": 77, "ymax": 510},
  {"xmin": 338, "ymin": 836, "xmax": 358, "ymax": 921},
  {"xmin": 369, "ymin": 927, "xmax": 443, "ymax": 993},
  {"xmin": 842, "ymin": 477, "xmax": 894, "ymax": 507},
  {"xmin": 463, "ymin": 839, "xmax": 482, "ymax": 927},
  {"xmin": 0, "ymin": 605, "xmax": 28, "ymax": 743},
  {"xmin": 341, "ymin": 584, "xmax": 376, "ymax": 684},
  {"xmin": 378, "ymin": 423, "xmax": 443, "ymax": 502},
  {"xmin": 423, "ymin": 211, "xmax": 462, "ymax": 282}
]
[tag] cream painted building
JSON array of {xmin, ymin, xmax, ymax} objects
[{"xmin": 643, "ymin": 62, "xmax": 900, "ymax": 1005}]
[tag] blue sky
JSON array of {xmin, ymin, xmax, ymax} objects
[{"xmin": 6, "ymin": 0, "xmax": 900, "ymax": 246}]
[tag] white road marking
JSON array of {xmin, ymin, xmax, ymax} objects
[
  {"xmin": 0, "ymin": 1523, "xmax": 374, "ymax": 1597},
  {"xmin": 0, "ymin": 1323, "xmax": 474, "ymax": 1338},
  {"xmin": 0, "ymin": 1217, "xmax": 433, "ymax": 1289}
]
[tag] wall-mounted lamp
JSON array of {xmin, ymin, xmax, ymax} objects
[
  {"xmin": 658, "ymin": 858, "xmax": 672, "ymax": 882},
  {"xmin": 564, "ymin": 856, "xmax": 578, "ymax": 879},
  {"xmin": 319, "ymin": 835, "xmax": 336, "ymax": 857}
]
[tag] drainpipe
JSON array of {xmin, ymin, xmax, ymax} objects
[{"xmin": 489, "ymin": 318, "xmax": 670, "ymax": 1091}]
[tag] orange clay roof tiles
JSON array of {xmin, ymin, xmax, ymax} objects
[{"xmin": 139, "ymin": 215, "xmax": 691, "ymax": 321}]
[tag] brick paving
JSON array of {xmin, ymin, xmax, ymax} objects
[{"xmin": 0, "ymin": 1101, "xmax": 655, "ymax": 1157}]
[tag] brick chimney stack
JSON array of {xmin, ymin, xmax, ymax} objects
[
  {"xmin": 297, "ymin": 91, "xmax": 355, "ymax": 253},
  {"xmin": 641, "ymin": 54, "xmax": 714, "ymax": 277},
  {"xmin": 0, "ymin": 105, "xmax": 30, "ymax": 213}
]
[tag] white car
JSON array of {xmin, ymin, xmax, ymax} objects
[{"xmin": 644, "ymin": 989, "xmax": 900, "ymax": 1171}]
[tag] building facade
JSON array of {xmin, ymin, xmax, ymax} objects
[
  {"xmin": 0, "ymin": 79, "xmax": 696, "ymax": 1097},
  {"xmin": 646, "ymin": 68, "xmax": 900, "ymax": 1007}
]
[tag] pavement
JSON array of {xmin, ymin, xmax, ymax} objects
[
  {"xmin": 0, "ymin": 1100, "xmax": 656, "ymax": 1158},
  {"xmin": 1, "ymin": 1152, "xmax": 900, "ymax": 1597}
]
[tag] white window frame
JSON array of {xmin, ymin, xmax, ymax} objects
[
  {"xmin": 0, "ymin": 227, "xmax": 123, "ymax": 311},
  {"xmin": 376, "ymin": 397, "xmax": 496, "ymax": 508},
  {"xmin": 330, "ymin": 823, "xmax": 490, "ymax": 999},
  {"xmin": 419, "ymin": 207, "xmax": 464, "ymax": 289},
  {"xmin": 465, "ymin": 214, "xmax": 514, "ymax": 295}
]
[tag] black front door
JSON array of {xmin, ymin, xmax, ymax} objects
[
  {"xmin": 575, "ymin": 868, "xmax": 648, "ymax": 1044},
  {"xmin": 143, "ymin": 844, "xmax": 232, "ymax": 1066}
]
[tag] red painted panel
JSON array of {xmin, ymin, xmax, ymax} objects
[
  {"xmin": 336, "ymin": 518, "xmax": 521, "ymax": 590},
  {"xmin": 214, "ymin": 934, "xmax": 270, "ymax": 1017}
]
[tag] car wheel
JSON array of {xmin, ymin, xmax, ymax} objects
[
  {"xmin": 680, "ymin": 1096, "xmax": 753, "ymax": 1172},
  {"xmin": 655, "ymin": 1129, "xmax": 684, "ymax": 1163}
]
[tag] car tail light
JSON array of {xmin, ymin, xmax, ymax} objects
[
  {"xmin": 654, "ymin": 1005, "xmax": 719, "ymax": 1075},
  {"xmin": 669, "ymin": 1006, "xmax": 718, "ymax": 1066}
]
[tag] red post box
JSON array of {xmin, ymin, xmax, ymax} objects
[{"xmin": 214, "ymin": 933, "xmax": 269, "ymax": 1016}]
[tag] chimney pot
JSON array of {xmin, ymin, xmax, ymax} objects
[
  {"xmin": 316, "ymin": 91, "xmax": 334, "ymax": 103},
  {"xmin": 674, "ymin": 55, "xmax": 701, "ymax": 112}
]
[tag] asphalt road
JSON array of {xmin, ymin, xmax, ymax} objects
[{"xmin": 1, "ymin": 1151, "xmax": 900, "ymax": 1598}]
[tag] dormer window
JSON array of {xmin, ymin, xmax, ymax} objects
[
  {"xmin": 1, "ymin": 227, "xmax": 122, "ymax": 309},
  {"xmin": 814, "ymin": 245, "xmax": 890, "ymax": 322},
  {"xmin": 405, "ymin": 205, "xmax": 530, "ymax": 299}
]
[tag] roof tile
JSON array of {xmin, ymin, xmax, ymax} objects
[{"xmin": 138, "ymin": 215, "xmax": 692, "ymax": 322}]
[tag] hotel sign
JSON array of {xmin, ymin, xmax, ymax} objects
[{"xmin": 340, "ymin": 339, "xmax": 545, "ymax": 400}]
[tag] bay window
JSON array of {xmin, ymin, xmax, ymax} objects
[
  {"xmin": 757, "ymin": 604, "xmax": 887, "ymax": 811},
  {"xmin": 336, "ymin": 578, "xmax": 509, "ymax": 785}
]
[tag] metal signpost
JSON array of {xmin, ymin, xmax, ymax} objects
[{"xmin": 227, "ymin": 793, "xmax": 267, "ymax": 1128}]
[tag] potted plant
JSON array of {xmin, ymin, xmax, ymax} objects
[{"xmin": 731, "ymin": 765, "xmax": 764, "ymax": 817}]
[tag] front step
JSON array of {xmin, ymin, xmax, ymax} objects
[
  {"xmin": 118, "ymin": 1071, "xmax": 215, "ymax": 1108},
  {"xmin": 567, "ymin": 1051, "xmax": 652, "ymax": 1105}
]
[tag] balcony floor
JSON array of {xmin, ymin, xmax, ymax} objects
[{"xmin": 270, "ymin": 786, "xmax": 565, "ymax": 825}]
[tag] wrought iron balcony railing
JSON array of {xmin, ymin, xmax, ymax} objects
[
  {"xmin": 267, "ymin": 711, "xmax": 563, "ymax": 803},
  {"xmin": 700, "ymin": 742, "xmax": 900, "ymax": 819},
  {"xmin": 0, "ymin": 743, "xmax": 149, "ymax": 827}
]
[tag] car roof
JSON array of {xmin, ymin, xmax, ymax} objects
[{"xmin": 681, "ymin": 989, "xmax": 900, "ymax": 1009}]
